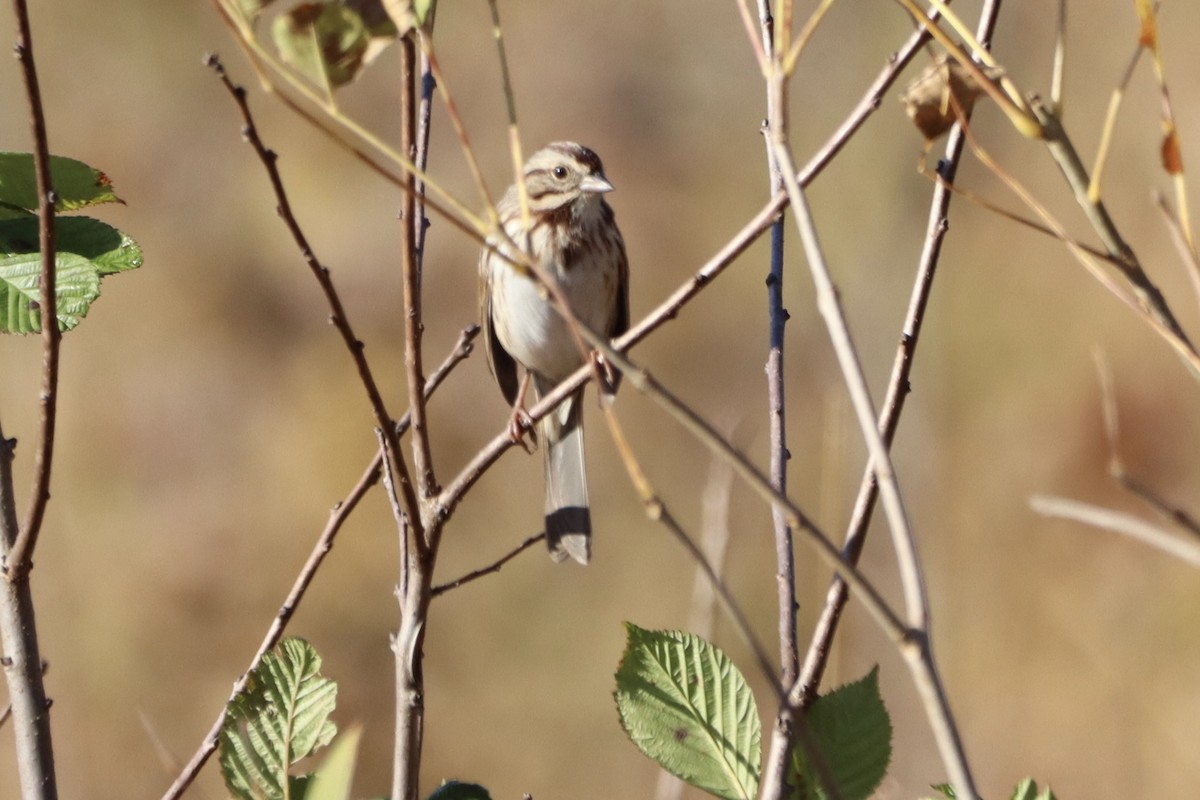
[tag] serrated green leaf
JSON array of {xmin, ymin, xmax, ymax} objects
[
  {"xmin": 615, "ymin": 623, "xmax": 760, "ymax": 800},
  {"xmin": 304, "ymin": 725, "xmax": 362, "ymax": 800},
  {"xmin": 0, "ymin": 252, "xmax": 101, "ymax": 334},
  {"xmin": 220, "ymin": 638, "xmax": 338, "ymax": 800},
  {"xmin": 427, "ymin": 780, "xmax": 493, "ymax": 800},
  {"xmin": 1010, "ymin": 778, "xmax": 1057, "ymax": 800},
  {"xmin": 273, "ymin": 3, "xmax": 369, "ymax": 89},
  {"xmin": 0, "ymin": 153, "xmax": 122, "ymax": 213},
  {"xmin": 0, "ymin": 216, "xmax": 142, "ymax": 276},
  {"xmin": 791, "ymin": 667, "xmax": 891, "ymax": 800}
]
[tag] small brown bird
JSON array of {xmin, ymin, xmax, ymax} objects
[{"xmin": 480, "ymin": 142, "xmax": 630, "ymax": 564}]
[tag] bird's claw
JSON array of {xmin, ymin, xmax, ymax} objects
[{"xmin": 507, "ymin": 408, "xmax": 537, "ymax": 453}]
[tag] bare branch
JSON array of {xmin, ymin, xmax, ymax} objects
[
  {"xmin": 398, "ymin": 32, "xmax": 436, "ymax": 502},
  {"xmin": 1031, "ymin": 495, "xmax": 1200, "ymax": 567},
  {"xmin": 206, "ymin": 54, "xmax": 423, "ymax": 542},
  {"xmin": 431, "ymin": 533, "xmax": 545, "ymax": 597},
  {"xmin": 2, "ymin": 2, "xmax": 62, "ymax": 797},
  {"xmin": 8, "ymin": 0, "xmax": 60, "ymax": 579}
]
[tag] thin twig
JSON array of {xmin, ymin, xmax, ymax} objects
[
  {"xmin": 756, "ymin": 2, "xmax": 803, "ymax": 794},
  {"xmin": 161, "ymin": 459, "xmax": 381, "ymax": 800},
  {"xmin": 1031, "ymin": 495, "xmax": 1200, "ymax": 567},
  {"xmin": 1050, "ymin": 0, "xmax": 1066, "ymax": 113},
  {"xmin": 399, "ymin": 32, "xmax": 436, "ymax": 501},
  {"xmin": 159, "ymin": 326, "xmax": 475, "ymax": 800},
  {"xmin": 773, "ymin": 139, "xmax": 929, "ymax": 629},
  {"xmin": 211, "ymin": 0, "xmax": 489, "ymax": 235},
  {"xmin": 756, "ymin": 0, "xmax": 798, "ymax": 693},
  {"xmin": 206, "ymin": 55, "xmax": 423, "ymax": 543},
  {"xmin": 602, "ymin": 405, "xmax": 782, "ymax": 698},
  {"xmin": 8, "ymin": 0, "xmax": 59, "ymax": 578},
  {"xmin": 656, "ymin": 434, "xmax": 739, "ymax": 800},
  {"xmin": 1136, "ymin": 0, "xmax": 1194, "ymax": 253},
  {"xmin": 1031, "ymin": 97, "xmax": 1194, "ymax": 355},
  {"xmin": 1154, "ymin": 192, "xmax": 1200, "ymax": 318},
  {"xmin": 1088, "ymin": 27, "xmax": 1148, "ymax": 203},
  {"xmin": 1094, "ymin": 351, "xmax": 1200, "ymax": 538},
  {"xmin": 794, "ymin": 0, "xmax": 1005, "ymax": 699},
  {"xmin": 772, "ymin": 83, "xmax": 979, "ymax": 800},
  {"xmin": 430, "ymin": 533, "xmax": 545, "ymax": 597}
]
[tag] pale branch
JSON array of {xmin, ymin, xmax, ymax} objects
[
  {"xmin": 1031, "ymin": 97, "xmax": 1194, "ymax": 354},
  {"xmin": 772, "ymin": 85, "xmax": 980, "ymax": 793},
  {"xmin": 1031, "ymin": 495, "xmax": 1200, "ymax": 567},
  {"xmin": 598, "ymin": 401, "xmax": 783, "ymax": 697},
  {"xmin": 772, "ymin": 138, "xmax": 929, "ymax": 629}
]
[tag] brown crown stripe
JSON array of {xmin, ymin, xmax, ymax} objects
[{"xmin": 544, "ymin": 142, "xmax": 603, "ymax": 173}]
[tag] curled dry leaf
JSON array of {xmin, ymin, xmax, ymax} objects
[{"xmin": 901, "ymin": 56, "xmax": 991, "ymax": 141}]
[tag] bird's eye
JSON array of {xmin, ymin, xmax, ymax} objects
[{"xmin": 552, "ymin": 166, "xmax": 569, "ymax": 180}]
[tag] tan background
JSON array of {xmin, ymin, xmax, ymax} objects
[{"xmin": 2, "ymin": 1, "xmax": 1200, "ymax": 797}]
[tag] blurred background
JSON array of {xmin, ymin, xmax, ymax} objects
[{"xmin": 3, "ymin": 1, "xmax": 1200, "ymax": 797}]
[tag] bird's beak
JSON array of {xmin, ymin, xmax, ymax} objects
[{"xmin": 580, "ymin": 173, "xmax": 614, "ymax": 194}]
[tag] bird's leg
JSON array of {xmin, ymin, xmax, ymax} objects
[
  {"xmin": 592, "ymin": 350, "xmax": 618, "ymax": 407},
  {"xmin": 507, "ymin": 370, "xmax": 537, "ymax": 453}
]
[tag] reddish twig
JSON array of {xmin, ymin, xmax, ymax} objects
[
  {"xmin": 205, "ymin": 54, "xmax": 423, "ymax": 542},
  {"xmin": 2, "ymin": 3, "xmax": 62, "ymax": 798}
]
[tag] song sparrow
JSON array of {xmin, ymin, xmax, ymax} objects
[{"xmin": 480, "ymin": 142, "xmax": 630, "ymax": 565}]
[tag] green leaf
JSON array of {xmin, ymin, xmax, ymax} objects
[
  {"xmin": 790, "ymin": 667, "xmax": 891, "ymax": 800},
  {"xmin": 1, "ymin": 216, "xmax": 142, "ymax": 275},
  {"xmin": 615, "ymin": 623, "xmax": 761, "ymax": 800},
  {"xmin": 0, "ymin": 153, "xmax": 122, "ymax": 214},
  {"xmin": 273, "ymin": 3, "xmax": 369, "ymax": 89},
  {"xmin": 305, "ymin": 725, "xmax": 362, "ymax": 800},
  {"xmin": 0, "ymin": 252, "xmax": 100, "ymax": 334},
  {"xmin": 220, "ymin": 638, "xmax": 338, "ymax": 800},
  {"xmin": 1010, "ymin": 778, "xmax": 1058, "ymax": 800},
  {"xmin": 0, "ymin": 216, "xmax": 142, "ymax": 334},
  {"xmin": 925, "ymin": 786, "xmax": 956, "ymax": 800},
  {"xmin": 427, "ymin": 781, "xmax": 494, "ymax": 800}
]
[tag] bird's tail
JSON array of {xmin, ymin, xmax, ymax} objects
[{"xmin": 540, "ymin": 388, "xmax": 590, "ymax": 564}]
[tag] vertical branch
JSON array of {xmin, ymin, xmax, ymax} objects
[
  {"xmin": 399, "ymin": 29, "xmax": 436, "ymax": 500},
  {"xmin": 2, "ymin": 3, "xmax": 61, "ymax": 798},
  {"xmin": 8, "ymin": 0, "xmax": 60, "ymax": 574},
  {"xmin": 393, "ymin": 13, "xmax": 438, "ymax": 799},
  {"xmin": 390, "ymin": 473, "xmax": 433, "ymax": 800},
  {"xmin": 0, "ymin": 420, "xmax": 58, "ymax": 800},
  {"xmin": 756, "ymin": 1, "xmax": 799, "ymax": 796},
  {"xmin": 756, "ymin": 0, "xmax": 799, "ymax": 693}
]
